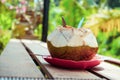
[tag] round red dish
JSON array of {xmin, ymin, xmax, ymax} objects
[{"xmin": 44, "ymin": 56, "xmax": 102, "ymax": 69}]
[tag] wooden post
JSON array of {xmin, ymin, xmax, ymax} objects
[{"xmin": 41, "ymin": 0, "xmax": 50, "ymax": 42}]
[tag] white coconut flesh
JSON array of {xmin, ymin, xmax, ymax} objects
[{"xmin": 47, "ymin": 27, "xmax": 98, "ymax": 48}]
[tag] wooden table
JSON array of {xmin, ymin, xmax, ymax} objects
[{"xmin": 0, "ymin": 39, "xmax": 120, "ymax": 80}]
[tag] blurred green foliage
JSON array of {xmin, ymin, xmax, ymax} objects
[
  {"xmin": 0, "ymin": 2, "xmax": 15, "ymax": 30},
  {"xmin": 83, "ymin": 8, "xmax": 120, "ymax": 59},
  {"xmin": 97, "ymin": 30, "xmax": 120, "ymax": 59},
  {"xmin": 48, "ymin": 0, "xmax": 99, "ymax": 33},
  {"xmin": 0, "ymin": 30, "xmax": 11, "ymax": 54}
]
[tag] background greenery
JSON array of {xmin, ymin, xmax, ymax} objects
[
  {"xmin": 0, "ymin": 1, "xmax": 15, "ymax": 53},
  {"xmin": 0, "ymin": 0, "xmax": 120, "ymax": 59}
]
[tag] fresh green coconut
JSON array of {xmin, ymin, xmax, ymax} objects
[{"xmin": 47, "ymin": 18, "xmax": 98, "ymax": 61}]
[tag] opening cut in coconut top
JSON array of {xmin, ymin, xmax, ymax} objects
[{"xmin": 47, "ymin": 27, "xmax": 98, "ymax": 48}]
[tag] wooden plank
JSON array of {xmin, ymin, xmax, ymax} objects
[
  {"xmin": 23, "ymin": 39, "xmax": 120, "ymax": 80},
  {"xmin": 89, "ymin": 62, "xmax": 120, "ymax": 80},
  {"xmin": 37, "ymin": 56, "xmax": 103, "ymax": 79},
  {"xmin": 21, "ymin": 39, "xmax": 49, "ymax": 56},
  {"xmin": 0, "ymin": 39, "xmax": 44, "ymax": 78},
  {"xmin": 21, "ymin": 39, "xmax": 102, "ymax": 79},
  {"xmin": 98, "ymin": 55, "xmax": 120, "ymax": 66}
]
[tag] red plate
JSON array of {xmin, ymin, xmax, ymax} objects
[{"xmin": 44, "ymin": 55, "xmax": 102, "ymax": 69}]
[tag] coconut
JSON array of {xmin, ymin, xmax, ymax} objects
[{"xmin": 47, "ymin": 18, "xmax": 98, "ymax": 61}]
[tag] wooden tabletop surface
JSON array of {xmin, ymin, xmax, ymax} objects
[{"xmin": 0, "ymin": 39, "xmax": 120, "ymax": 80}]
